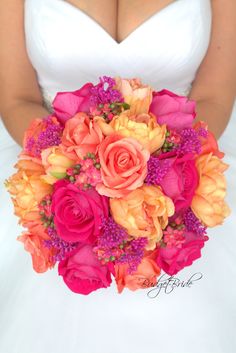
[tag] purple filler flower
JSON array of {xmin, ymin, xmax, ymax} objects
[
  {"xmin": 145, "ymin": 157, "xmax": 172, "ymax": 185},
  {"xmin": 43, "ymin": 227, "xmax": 79, "ymax": 262},
  {"xmin": 89, "ymin": 76, "xmax": 123, "ymax": 105},
  {"xmin": 184, "ymin": 208, "xmax": 207, "ymax": 236},
  {"xmin": 25, "ymin": 116, "xmax": 63, "ymax": 157}
]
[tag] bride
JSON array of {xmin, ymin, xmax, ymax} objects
[{"xmin": 0, "ymin": 1, "xmax": 235, "ymax": 352}]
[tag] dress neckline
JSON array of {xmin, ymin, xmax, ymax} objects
[{"xmin": 59, "ymin": 0, "xmax": 188, "ymax": 45}]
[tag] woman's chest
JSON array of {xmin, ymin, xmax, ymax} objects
[
  {"xmin": 24, "ymin": 0, "xmax": 212, "ymax": 97},
  {"xmin": 64, "ymin": 0, "xmax": 177, "ymax": 44}
]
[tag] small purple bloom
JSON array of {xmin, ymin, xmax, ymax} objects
[
  {"xmin": 184, "ymin": 208, "xmax": 207, "ymax": 236},
  {"xmin": 145, "ymin": 157, "xmax": 172, "ymax": 185},
  {"xmin": 89, "ymin": 76, "xmax": 124, "ymax": 105}
]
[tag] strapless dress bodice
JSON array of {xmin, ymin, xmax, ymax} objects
[{"xmin": 24, "ymin": 0, "xmax": 212, "ymax": 109}]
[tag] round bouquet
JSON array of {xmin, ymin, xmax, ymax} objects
[{"xmin": 6, "ymin": 76, "xmax": 230, "ymax": 295}]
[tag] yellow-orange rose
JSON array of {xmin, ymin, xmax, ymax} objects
[
  {"xmin": 95, "ymin": 111, "xmax": 166, "ymax": 153},
  {"xmin": 110, "ymin": 185, "xmax": 175, "ymax": 250},
  {"xmin": 115, "ymin": 256, "xmax": 161, "ymax": 293},
  {"xmin": 6, "ymin": 159, "xmax": 52, "ymax": 223},
  {"xmin": 41, "ymin": 146, "xmax": 75, "ymax": 184},
  {"xmin": 191, "ymin": 153, "xmax": 231, "ymax": 227},
  {"xmin": 114, "ymin": 76, "xmax": 153, "ymax": 114}
]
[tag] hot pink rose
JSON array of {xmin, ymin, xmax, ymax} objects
[
  {"xmin": 52, "ymin": 83, "xmax": 94, "ymax": 124},
  {"xmin": 96, "ymin": 134, "xmax": 150, "ymax": 198},
  {"xmin": 158, "ymin": 153, "xmax": 199, "ymax": 213},
  {"xmin": 156, "ymin": 231, "xmax": 208, "ymax": 275},
  {"xmin": 58, "ymin": 244, "xmax": 113, "ymax": 295},
  {"xmin": 51, "ymin": 180, "xmax": 109, "ymax": 243},
  {"xmin": 60, "ymin": 112, "xmax": 104, "ymax": 160},
  {"xmin": 149, "ymin": 89, "xmax": 196, "ymax": 131}
]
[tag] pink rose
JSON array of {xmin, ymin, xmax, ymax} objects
[
  {"xmin": 158, "ymin": 153, "xmax": 199, "ymax": 213},
  {"xmin": 60, "ymin": 112, "xmax": 104, "ymax": 161},
  {"xmin": 51, "ymin": 180, "xmax": 109, "ymax": 243},
  {"xmin": 52, "ymin": 83, "xmax": 94, "ymax": 124},
  {"xmin": 156, "ymin": 231, "xmax": 208, "ymax": 275},
  {"xmin": 96, "ymin": 134, "xmax": 150, "ymax": 198},
  {"xmin": 58, "ymin": 244, "xmax": 113, "ymax": 295},
  {"xmin": 149, "ymin": 89, "xmax": 196, "ymax": 131}
]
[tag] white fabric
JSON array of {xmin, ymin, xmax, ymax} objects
[{"xmin": 0, "ymin": 0, "xmax": 235, "ymax": 352}]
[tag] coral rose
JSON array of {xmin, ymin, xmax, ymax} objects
[
  {"xmin": 95, "ymin": 110, "xmax": 166, "ymax": 153},
  {"xmin": 6, "ymin": 159, "xmax": 52, "ymax": 223},
  {"xmin": 60, "ymin": 112, "xmax": 104, "ymax": 161},
  {"xmin": 110, "ymin": 185, "xmax": 175, "ymax": 250},
  {"xmin": 149, "ymin": 89, "xmax": 196, "ymax": 131},
  {"xmin": 52, "ymin": 83, "xmax": 94, "ymax": 124},
  {"xmin": 22, "ymin": 118, "xmax": 44, "ymax": 154},
  {"xmin": 95, "ymin": 134, "xmax": 150, "ymax": 198},
  {"xmin": 18, "ymin": 232, "xmax": 56, "ymax": 273},
  {"xmin": 194, "ymin": 121, "xmax": 224, "ymax": 159},
  {"xmin": 191, "ymin": 153, "xmax": 231, "ymax": 227},
  {"xmin": 23, "ymin": 220, "xmax": 50, "ymax": 240},
  {"xmin": 115, "ymin": 256, "xmax": 161, "ymax": 293},
  {"xmin": 58, "ymin": 244, "xmax": 113, "ymax": 295},
  {"xmin": 51, "ymin": 180, "xmax": 109, "ymax": 243},
  {"xmin": 114, "ymin": 76, "xmax": 153, "ymax": 114},
  {"xmin": 41, "ymin": 146, "xmax": 75, "ymax": 184}
]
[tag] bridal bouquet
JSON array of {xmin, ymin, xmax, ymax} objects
[{"xmin": 6, "ymin": 76, "xmax": 230, "ymax": 295}]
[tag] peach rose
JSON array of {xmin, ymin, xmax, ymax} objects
[
  {"xmin": 60, "ymin": 112, "xmax": 104, "ymax": 160},
  {"xmin": 110, "ymin": 185, "xmax": 175, "ymax": 250},
  {"xmin": 96, "ymin": 134, "xmax": 150, "ymax": 198},
  {"xmin": 95, "ymin": 111, "xmax": 166, "ymax": 153},
  {"xmin": 114, "ymin": 256, "xmax": 161, "ymax": 293},
  {"xmin": 6, "ymin": 159, "xmax": 52, "ymax": 223},
  {"xmin": 114, "ymin": 76, "xmax": 153, "ymax": 114},
  {"xmin": 18, "ymin": 232, "xmax": 55, "ymax": 273},
  {"xmin": 41, "ymin": 146, "xmax": 75, "ymax": 184},
  {"xmin": 191, "ymin": 153, "xmax": 231, "ymax": 227}
]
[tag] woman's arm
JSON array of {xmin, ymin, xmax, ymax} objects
[
  {"xmin": 0, "ymin": 0, "xmax": 49, "ymax": 146},
  {"xmin": 188, "ymin": 0, "xmax": 236, "ymax": 139}
]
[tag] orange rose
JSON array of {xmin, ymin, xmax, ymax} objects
[
  {"xmin": 194, "ymin": 121, "xmax": 224, "ymax": 159},
  {"xmin": 22, "ymin": 118, "xmax": 44, "ymax": 152},
  {"xmin": 41, "ymin": 146, "xmax": 75, "ymax": 184},
  {"xmin": 114, "ymin": 76, "xmax": 153, "ymax": 114},
  {"xmin": 110, "ymin": 185, "xmax": 175, "ymax": 250},
  {"xmin": 23, "ymin": 220, "xmax": 50, "ymax": 240},
  {"xmin": 18, "ymin": 232, "xmax": 55, "ymax": 273},
  {"xmin": 95, "ymin": 110, "xmax": 166, "ymax": 153},
  {"xmin": 96, "ymin": 134, "xmax": 150, "ymax": 198},
  {"xmin": 115, "ymin": 256, "xmax": 161, "ymax": 293},
  {"xmin": 6, "ymin": 159, "xmax": 52, "ymax": 223},
  {"xmin": 191, "ymin": 153, "xmax": 231, "ymax": 227},
  {"xmin": 60, "ymin": 112, "xmax": 104, "ymax": 160}
]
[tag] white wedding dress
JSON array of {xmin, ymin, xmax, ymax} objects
[{"xmin": 0, "ymin": 0, "xmax": 236, "ymax": 352}]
